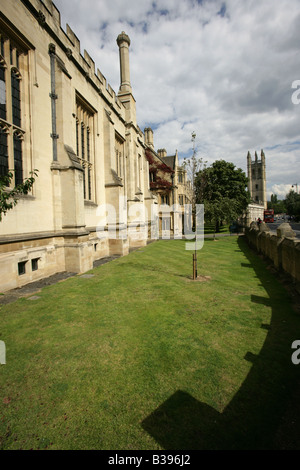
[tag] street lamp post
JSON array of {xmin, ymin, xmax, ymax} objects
[{"xmin": 292, "ymin": 183, "xmax": 299, "ymax": 194}]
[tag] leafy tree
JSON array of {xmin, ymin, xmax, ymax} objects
[
  {"xmin": 284, "ymin": 190, "xmax": 300, "ymax": 220},
  {"xmin": 204, "ymin": 198, "xmax": 239, "ymax": 232},
  {"xmin": 274, "ymin": 200, "xmax": 286, "ymax": 214},
  {"xmin": 0, "ymin": 170, "xmax": 38, "ymax": 221},
  {"xmin": 267, "ymin": 194, "xmax": 286, "ymax": 215},
  {"xmin": 271, "ymin": 194, "xmax": 278, "ymax": 204},
  {"xmin": 195, "ymin": 159, "xmax": 250, "ymax": 232}
]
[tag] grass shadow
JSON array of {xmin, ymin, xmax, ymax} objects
[{"xmin": 141, "ymin": 236, "xmax": 300, "ymax": 449}]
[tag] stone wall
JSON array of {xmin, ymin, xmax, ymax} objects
[{"xmin": 245, "ymin": 222, "xmax": 300, "ymax": 292}]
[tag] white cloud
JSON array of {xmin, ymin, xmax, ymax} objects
[
  {"xmin": 268, "ymin": 183, "xmax": 297, "ymax": 199},
  {"xmin": 53, "ymin": 0, "xmax": 300, "ymax": 197}
]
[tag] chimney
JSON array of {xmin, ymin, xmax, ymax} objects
[
  {"xmin": 144, "ymin": 127, "xmax": 154, "ymax": 148},
  {"xmin": 157, "ymin": 149, "xmax": 167, "ymax": 158},
  {"xmin": 116, "ymin": 31, "xmax": 131, "ymax": 93}
]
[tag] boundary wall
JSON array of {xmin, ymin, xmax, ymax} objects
[{"xmin": 245, "ymin": 222, "xmax": 300, "ymax": 292}]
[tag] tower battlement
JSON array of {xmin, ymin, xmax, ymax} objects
[{"xmin": 27, "ymin": 0, "xmax": 125, "ymax": 115}]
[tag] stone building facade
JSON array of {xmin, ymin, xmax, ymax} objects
[
  {"xmin": 0, "ymin": 0, "xmax": 192, "ymax": 292},
  {"xmin": 144, "ymin": 129, "xmax": 193, "ymax": 237}
]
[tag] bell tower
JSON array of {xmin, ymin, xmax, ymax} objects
[{"xmin": 247, "ymin": 149, "xmax": 267, "ymax": 209}]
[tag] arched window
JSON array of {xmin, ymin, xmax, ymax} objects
[
  {"xmin": 76, "ymin": 94, "xmax": 95, "ymax": 201},
  {"xmin": 0, "ymin": 30, "xmax": 29, "ymax": 187}
]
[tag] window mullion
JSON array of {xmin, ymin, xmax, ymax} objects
[{"xmin": 4, "ymin": 40, "xmax": 12, "ymax": 125}]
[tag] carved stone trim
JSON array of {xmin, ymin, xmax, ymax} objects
[
  {"xmin": 38, "ymin": 11, "xmax": 46, "ymax": 27},
  {"xmin": 64, "ymin": 145, "xmax": 83, "ymax": 171},
  {"xmin": 105, "ymin": 108, "xmax": 114, "ymax": 124}
]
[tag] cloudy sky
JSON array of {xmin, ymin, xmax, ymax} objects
[{"xmin": 53, "ymin": 0, "xmax": 300, "ymax": 199}]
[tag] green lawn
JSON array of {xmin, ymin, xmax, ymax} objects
[
  {"xmin": 0, "ymin": 236, "xmax": 299, "ymax": 450},
  {"xmin": 204, "ymin": 222, "xmax": 231, "ymax": 234}
]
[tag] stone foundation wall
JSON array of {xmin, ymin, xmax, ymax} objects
[
  {"xmin": 0, "ymin": 226, "xmax": 148, "ymax": 293},
  {"xmin": 0, "ymin": 230, "xmax": 111, "ymax": 293},
  {"xmin": 0, "ymin": 235, "xmax": 66, "ymax": 293}
]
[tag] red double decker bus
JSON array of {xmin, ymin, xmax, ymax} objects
[{"xmin": 264, "ymin": 209, "xmax": 274, "ymax": 223}]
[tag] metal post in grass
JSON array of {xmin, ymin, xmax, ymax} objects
[
  {"xmin": 193, "ymin": 250, "xmax": 197, "ymax": 280},
  {"xmin": 191, "ymin": 201, "xmax": 199, "ymax": 278},
  {"xmin": 195, "ymin": 243, "xmax": 197, "ymax": 278}
]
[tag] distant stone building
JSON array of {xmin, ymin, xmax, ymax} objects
[
  {"xmin": 247, "ymin": 150, "xmax": 267, "ymax": 208},
  {"xmin": 0, "ymin": 0, "xmax": 192, "ymax": 292},
  {"xmin": 245, "ymin": 149, "xmax": 267, "ymax": 225},
  {"xmin": 144, "ymin": 129, "xmax": 193, "ymax": 237}
]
